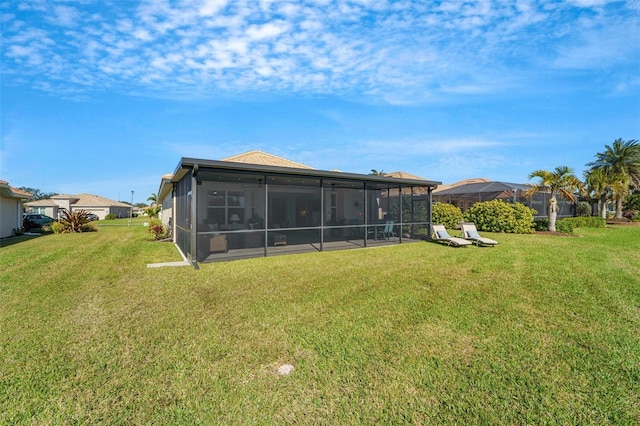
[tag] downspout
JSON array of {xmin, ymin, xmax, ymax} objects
[
  {"xmin": 364, "ymin": 182, "xmax": 369, "ymax": 247},
  {"xmin": 264, "ymin": 175, "xmax": 268, "ymax": 257},
  {"xmin": 427, "ymin": 186, "xmax": 434, "ymax": 239},
  {"xmin": 398, "ymin": 185, "xmax": 402, "ymax": 243},
  {"xmin": 171, "ymin": 183, "xmax": 177, "ymax": 243},
  {"xmin": 320, "ymin": 179, "xmax": 325, "ymax": 251}
]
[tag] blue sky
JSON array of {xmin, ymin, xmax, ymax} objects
[{"xmin": 1, "ymin": 0, "xmax": 639, "ymax": 204}]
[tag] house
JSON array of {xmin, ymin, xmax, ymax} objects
[
  {"xmin": 433, "ymin": 178, "xmax": 575, "ymax": 217},
  {"xmin": 25, "ymin": 193, "xmax": 132, "ymax": 220},
  {"xmin": 0, "ymin": 180, "xmax": 33, "ymax": 238},
  {"xmin": 158, "ymin": 151, "xmax": 441, "ymax": 264}
]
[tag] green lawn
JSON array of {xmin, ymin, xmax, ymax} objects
[{"xmin": 1, "ymin": 221, "xmax": 639, "ymax": 424}]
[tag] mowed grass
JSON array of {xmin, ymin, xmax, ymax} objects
[{"xmin": 1, "ymin": 220, "xmax": 639, "ymax": 424}]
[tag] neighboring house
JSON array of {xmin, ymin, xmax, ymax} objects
[
  {"xmin": 0, "ymin": 180, "xmax": 33, "ymax": 238},
  {"xmin": 25, "ymin": 193, "xmax": 132, "ymax": 220},
  {"xmin": 433, "ymin": 178, "xmax": 575, "ymax": 218},
  {"xmin": 159, "ymin": 151, "xmax": 441, "ymax": 264}
]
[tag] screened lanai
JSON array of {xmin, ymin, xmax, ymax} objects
[
  {"xmin": 170, "ymin": 158, "xmax": 441, "ymax": 264},
  {"xmin": 433, "ymin": 180, "xmax": 575, "ymax": 218}
]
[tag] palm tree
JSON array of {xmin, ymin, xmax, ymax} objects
[
  {"xmin": 147, "ymin": 193, "xmax": 158, "ymax": 206},
  {"xmin": 370, "ymin": 169, "xmax": 386, "ymax": 176},
  {"xmin": 526, "ymin": 166, "xmax": 584, "ymax": 232},
  {"xmin": 584, "ymin": 167, "xmax": 613, "ymax": 218},
  {"xmin": 587, "ymin": 139, "xmax": 640, "ymax": 219}
]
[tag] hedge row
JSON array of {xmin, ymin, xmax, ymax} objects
[{"xmin": 433, "ymin": 200, "xmax": 606, "ymax": 234}]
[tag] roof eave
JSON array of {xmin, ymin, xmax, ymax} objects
[{"xmin": 172, "ymin": 157, "xmax": 441, "ymax": 188}]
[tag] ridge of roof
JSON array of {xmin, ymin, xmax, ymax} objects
[
  {"xmin": 386, "ymin": 171, "xmax": 429, "ymax": 181},
  {"xmin": 27, "ymin": 193, "xmax": 130, "ymax": 207},
  {"xmin": 434, "ymin": 177, "xmax": 492, "ymax": 193},
  {"xmin": 222, "ymin": 150, "xmax": 315, "ymax": 170},
  {"xmin": 73, "ymin": 193, "xmax": 130, "ymax": 207}
]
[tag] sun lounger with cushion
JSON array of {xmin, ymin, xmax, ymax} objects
[
  {"xmin": 430, "ymin": 224, "xmax": 472, "ymax": 247},
  {"xmin": 460, "ymin": 222, "xmax": 499, "ymax": 247}
]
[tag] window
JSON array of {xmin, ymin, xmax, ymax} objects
[{"xmin": 208, "ymin": 190, "xmax": 245, "ymax": 225}]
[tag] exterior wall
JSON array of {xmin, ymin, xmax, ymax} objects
[
  {"xmin": 160, "ymin": 195, "xmax": 173, "ymax": 227},
  {"xmin": 54, "ymin": 199, "xmax": 73, "ymax": 211},
  {"xmin": 174, "ymin": 171, "xmax": 193, "ymax": 262},
  {"xmin": 109, "ymin": 206, "xmax": 132, "ymax": 218},
  {"xmin": 0, "ymin": 196, "xmax": 23, "ymax": 238},
  {"xmin": 71, "ymin": 206, "xmax": 114, "ymax": 220}
]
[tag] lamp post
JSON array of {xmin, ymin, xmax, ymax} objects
[{"xmin": 129, "ymin": 190, "xmax": 134, "ymax": 226}]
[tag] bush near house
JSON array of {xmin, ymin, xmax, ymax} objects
[
  {"xmin": 53, "ymin": 209, "xmax": 98, "ymax": 233},
  {"xmin": 105, "ymin": 214, "xmax": 117, "ymax": 220},
  {"xmin": 431, "ymin": 202, "xmax": 463, "ymax": 228},
  {"xmin": 148, "ymin": 220, "xmax": 166, "ymax": 240},
  {"xmin": 464, "ymin": 200, "xmax": 535, "ymax": 233}
]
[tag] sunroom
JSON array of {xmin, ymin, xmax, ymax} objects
[{"xmin": 169, "ymin": 157, "xmax": 441, "ymax": 264}]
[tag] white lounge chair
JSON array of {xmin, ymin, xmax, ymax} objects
[
  {"xmin": 430, "ymin": 224, "xmax": 472, "ymax": 247},
  {"xmin": 460, "ymin": 222, "xmax": 499, "ymax": 247}
]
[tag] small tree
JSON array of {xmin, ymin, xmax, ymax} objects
[
  {"xmin": 145, "ymin": 205, "xmax": 161, "ymax": 219},
  {"xmin": 526, "ymin": 166, "xmax": 583, "ymax": 232}
]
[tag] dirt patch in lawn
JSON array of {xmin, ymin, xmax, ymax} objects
[{"xmin": 535, "ymin": 231, "xmax": 580, "ymax": 237}]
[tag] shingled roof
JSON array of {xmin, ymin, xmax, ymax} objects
[
  {"xmin": 0, "ymin": 180, "xmax": 33, "ymax": 199},
  {"xmin": 222, "ymin": 150, "xmax": 314, "ymax": 169},
  {"xmin": 72, "ymin": 194, "xmax": 131, "ymax": 207},
  {"xmin": 385, "ymin": 171, "xmax": 429, "ymax": 181},
  {"xmin": 26, "ymin": 193, "xmax": 130, "ymax": 208}
]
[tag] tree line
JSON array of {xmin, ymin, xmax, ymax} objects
[{"xmin": 527, "ymin": 138, "xmax": 639, "ymax": 231}]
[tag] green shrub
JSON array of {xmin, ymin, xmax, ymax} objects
[
  {"xmin": 623, "ymin": 193, "xmax": 640, "ymax": 211},
  {"xmin": 555, "ymin": 220, "xmax": 575, "ymax": 234},
  {"xmin": 463, "ymin": 200, "xmax": 535, "ymax": 234},
  {"xmin": 576, "ymin": 201, "xmax": 592, "ymax": 217},
  {"xmin": 560, "ymin": 217, "xmax": 606, "ymax": 228},
  {"xmin": 105, "ymin": 214, "xmax": 117, "ymax": 220},
  {"xmin": 533, "ymin": 218, "xmax": 548, "ymax": 231},
  {"xmin": 145, "ymin": 206, "xmax": 161, "ymax": 219},
  {"xmin": 50, "ymin": 221, "xmax": 66, "ymax": 234},
  {"xmin": 82, "ymin": 222, "xmax": 99, "ymax": 232},
  {"xmin": 432, "ymin": 203, "xmax": 463, "ymax": 229}
]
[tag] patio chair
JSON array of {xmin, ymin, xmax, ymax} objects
[
  {"xmin": 430, "ymin": 224, "xmax": 472, "ymax": 247},
  {"xmin": 460, "ymin": 222, "xmax": 498, "ymax": 247},
  {"xmin": 381, "ymin": 220, "xmax": 397, "ymax": 240}
]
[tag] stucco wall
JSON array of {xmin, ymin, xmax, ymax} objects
[{"xmin": 0, "ymin": 196, "xmax": 23, "ymax": 238}]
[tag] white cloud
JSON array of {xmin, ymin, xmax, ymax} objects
[
  {"xmin": 0, "ymin": 0, "xmax": 637, "ymax": 101},
  {"xmin": 199, "ymin": 0, "xmax": 228, "ymax": 16},
  {"xmin": 246, "ymin": 21, "xmax": 289, "ymax": 40},
  {"xmin": 50, "ymin": 5, "xmax": 80, "ymax": 27}
]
